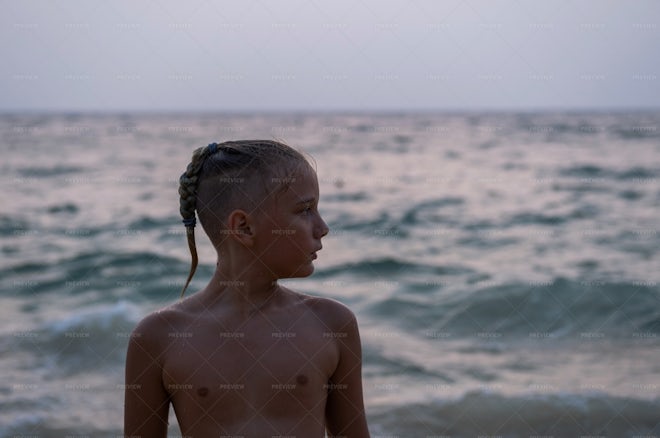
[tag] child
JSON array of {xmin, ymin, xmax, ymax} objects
[{"xmin": 124, "ymin": 140, "xmax": 370, "ymax": 437}]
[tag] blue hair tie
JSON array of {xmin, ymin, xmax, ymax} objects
[
  {"xmin": 182, "ymin": 217, "xmax": 196, "ymax": 227},
  {"xmin": 207, "ymin": 142, "xmax": 218, "ymax": 155}
]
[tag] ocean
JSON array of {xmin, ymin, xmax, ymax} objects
[{"xmin": 1, "ymin": 111, "xmax": 658, "ymax": 437}]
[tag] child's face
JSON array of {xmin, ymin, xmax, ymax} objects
[{"xmin": 254, "ymin": 165, "xmax": 329, "ymax": 279}]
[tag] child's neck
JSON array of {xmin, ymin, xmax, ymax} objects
[{"xmin": 204, "ymin": 264, "xmax": 281, "ymax": 316}]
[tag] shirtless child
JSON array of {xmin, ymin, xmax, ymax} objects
[{"xmin": 124, "ymin": 141, "xmax": 370, "ymax": 437}]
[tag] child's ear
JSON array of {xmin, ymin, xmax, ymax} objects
[{"xmin": 227, "ymin": 209, "xmax": 255, "ymax": 246}]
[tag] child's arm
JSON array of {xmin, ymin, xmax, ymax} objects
[
  {"xmin": 124, "ymin": 316, "xmax": 170, "ymax": 437},
  {"xmin": 325, "ymin": 309, "xmax": 371, "ymax": 438}
]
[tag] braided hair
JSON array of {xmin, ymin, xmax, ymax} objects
[{"xmin": 177, "ymin": 140, "xmax": 308, "ymax": 298}]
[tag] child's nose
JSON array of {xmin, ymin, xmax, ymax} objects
[{"xmin": 316, "ymin": 214, "xmax": 329, "ymax": 238}]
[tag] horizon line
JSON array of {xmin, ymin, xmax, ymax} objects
[{"xmin": 2, "ymin": 106, "xmax": 660, "ymax": 116}]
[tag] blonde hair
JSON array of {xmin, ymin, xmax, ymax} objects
[{"xmin": 177, "ymin": 140, "xmax": 308, "ymax": 297}]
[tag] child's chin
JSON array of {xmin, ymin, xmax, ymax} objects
[{"xmin": 288, "ymin": 263, "xmax": 315, "ymax": 278}]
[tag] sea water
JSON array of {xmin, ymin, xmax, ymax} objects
[{"xmin": 1, "ymin": 112, "xmax": 659, "ymax": 437}]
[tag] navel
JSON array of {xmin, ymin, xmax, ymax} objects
[
  {"xmin": 296, "ymin": 374, "xmax": 308, "ymax": 386},
  {"xmin": 197, "ymin": 386, "xmax": 209, "ymax": 397}
]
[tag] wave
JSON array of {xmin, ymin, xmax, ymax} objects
[
  {"xmin": 3, "ymin": 250, "xmax": 188, "ymax": 299},
  {"xmin": 323, "ymin": 191, "xmax": 370, "ymax": 202},
  {"xmin": 369, "ymin": 391, "xmax": 660, "ymax": 438},
  {"xmin": 16, "ymin": 165, "xmax": 86, "ymax": 178},
  {"xmin": 366, "ymin": 277, "xmax": 660, "ymax": 340},
  {"xmin": 327, "ymin": 210, "xmax": 398, "ymax": 233},
  {"xmin": 401, "ymin": 197, "xmax": 465, "ymax": 226},
  {"xmin": 558, "ymin": 164, "xmax": 659, "ymax": 180},
  {"xmin": 510, "ymin": 111, "xmax": 660, "ymax": 141},
  {"xmin": 315, "ymin": 256, "xmax": 474, "ymax": 279},
  {"xmin": 7, "ymin": 300, "xmax": 142, "ymax": 377},
  {"xmin": 0, "ymin": 214, "xmax": 31, "ymax": 237},
  {"xmin": 127, "ymin": 214, "xmax": 180, "ymax": 231}
]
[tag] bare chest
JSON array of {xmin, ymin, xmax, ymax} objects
[{"xmin": 162, "ymin": 314, "xmax": 338, "ymax": 425}]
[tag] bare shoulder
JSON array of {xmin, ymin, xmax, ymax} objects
[
  {"xmin": 290, "ymin": 290, "xmax": 358, "ymax": 330},
  {"xmin": 129, "ymin": 299, "xmax": 192, "ymax": 350}
]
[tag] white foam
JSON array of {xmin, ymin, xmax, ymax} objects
[{"xmin": 46, "ymin": 299, "xmax": 141, "ymax": 334}]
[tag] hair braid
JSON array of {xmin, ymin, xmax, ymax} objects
[
  {"xmin": 177, "ymin": 140, "xmax": 308, "ymax": 298},
  {"xmin": 178, "ymin": 143, "xmax": 217, "ymax": 298}
]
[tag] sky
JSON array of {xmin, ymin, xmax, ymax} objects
[{"xmin": 1, "ymin": 0, "xmax": 659, "ymax": 112}]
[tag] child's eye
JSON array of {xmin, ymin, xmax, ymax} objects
[{"xmin": 300, "ymin": 203, "xmax": 315, "ymax": 215}]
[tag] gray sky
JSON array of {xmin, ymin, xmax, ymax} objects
[{"xmin": 2, "ymin": 0, "xmax": 659, "ymax": 112}]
